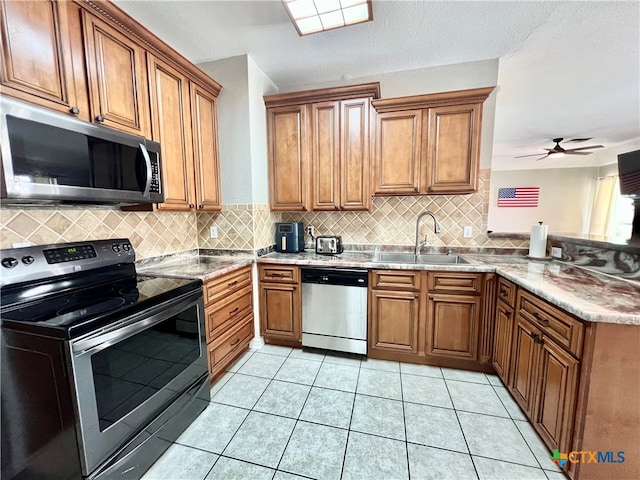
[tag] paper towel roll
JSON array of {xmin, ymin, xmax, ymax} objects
[{"xmin": 529, "ymin": 222, "xmax": 548, "ymax": 258}]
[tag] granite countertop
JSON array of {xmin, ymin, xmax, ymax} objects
[
  {"xmin": 137, "ymin": 252, "xmax": 253, "ymax": 282},
  {"xmin": 258, "ymin": 251, "xmax": 640, "ymax": 325}
]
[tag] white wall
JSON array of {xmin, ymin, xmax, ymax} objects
[
  {"xmin": 198, "ymin": 55, "xmax": 252, "ymax": 204},
  {"xmin": 487, "ymin": 167, "xmax": 598, "ymax": 234},
  {"xmin": 283, "ymin": 58, "xmax": 500, "ymax": 169},
  {"xmin": 247, "ymin": 55, "xmax": 278, "ymax": 204}
]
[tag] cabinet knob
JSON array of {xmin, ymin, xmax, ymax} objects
[
  {"xmin": 69, "ymin": 106, "xmax": 80, "ymax": 115},
  {"xmin": 428, "ymin": 295, "xmax": 434, "ymax": 300},
  {"xmin": 230, "ymin": 338, "xmax": 241, "ymax": 347},
  {"xmin": 95, "ymin": 114, "xmax": 105, "ymax": 123},
  {"xmin": 189, "ymin": 204, "xmax": 195, "ymax": 208},
  {"xmin": 199, "ymin": 204, "xmax": 204, "ymax": 209},
  {"xmin": 414, "ymin": 293, "xmax": 419, "ymax": 298}
]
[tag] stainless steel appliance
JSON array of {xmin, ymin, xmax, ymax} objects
[
  {"xmin": 0, "ymin": 97, "xmax": 163, "ymax": 205},
  {"xmin": 275, "ymin": 222, "xmax": 305, "ymax": 253},
  {"xmin": 1, "ymin": 239, "xmax": 208, "ymax": 480},
  {"xmin": 315, "ymin": 236, "xmax": 344, "ymax": 255},
  {"xmin": 301, "ymin": 268, "xmax": 367, "ymax": 354}
]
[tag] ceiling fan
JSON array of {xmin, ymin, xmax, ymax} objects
[{"xmin": 515, "ymin": 138, "xmax": 604, "ymax": 161}]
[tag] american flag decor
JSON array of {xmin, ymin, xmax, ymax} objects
[{"xmin": 497, "ymin": 187, "xmax": 540, "ymax": 207}]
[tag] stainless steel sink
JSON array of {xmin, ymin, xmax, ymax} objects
[{"xmin": 375, "ymin": 252, "xmax": 469, "ymax": 264}]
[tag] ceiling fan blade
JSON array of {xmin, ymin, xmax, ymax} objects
[
  {"xmin": 565, "ymin": 151, "xmax": 592, "ymax": 155},
  {"xmin": 515, "ymin": 153, "xmax": 546, "ymax": 158},
  {"xmin": 564, "ymin": 145, "xmax": 604, "ymax": 152},
  {"xmin": 535, "ymin": 154, "xmax": 550, "ymax": 161}
]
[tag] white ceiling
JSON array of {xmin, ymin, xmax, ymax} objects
[{"xmin": 114, "ymin": 0, "xmax": 640, "ymax": 171}]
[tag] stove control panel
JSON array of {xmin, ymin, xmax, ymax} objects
[{"xmin": 1, "ymin": 239, "xmax": 135, "ymax": 287}]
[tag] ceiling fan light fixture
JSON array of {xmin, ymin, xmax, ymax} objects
[
  {"xmin": 283, "ymin": 0, "xmax": 372, "ymax": 36},
  {"xmin": 548, "ymin": 151, "xmax": 566, "ymax": 159}
]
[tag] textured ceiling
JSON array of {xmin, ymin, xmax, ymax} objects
[{"xmin": 114, "ymin": 0, "xmax": 640, "ymax": 171}]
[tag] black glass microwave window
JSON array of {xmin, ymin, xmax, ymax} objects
[
  {"xmin": 90, "ymin": 306, "xmax": 200, "ymax": 431},
  {"xmin": 7, "ymin": 116, "xmax": 147, "ymax": 192}
]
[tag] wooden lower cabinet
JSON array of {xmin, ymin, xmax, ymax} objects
[
  {"xmin": 425, "ymin": 293, "xmax": 480, "ymax": 360},
  {"xmin": 492, "ymin": 300, "xmax": 514, "ymax": 382},
  {"xmin": 369, "ymin": 289, "xmax": 419, "ymax": 354},
  {"xmin": 532, "ymin": 334, "xmax": 579, "ymax": 453},
  {"xmin": 259, "ymin": 265, "xmax": 301, "ymax": 345},
  {"xmin": 509, "ymin": 315, "xmax": 540, "ymax": 416},
  {"xmin": 204, "ymin": 266, "xmax": 254, "ymax": 382}
]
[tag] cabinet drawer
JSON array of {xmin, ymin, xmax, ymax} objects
[
  {"xmin": 258, "ymin": 265, "xmax": 300, "ymax": 283},
  {"xmin": 427, "ymin": 272, "xmax": 481, "ymax": 294},
  {"xmin": 370, "ymin": 270, "xmax": 420, "ymax": 291},
  {"xmin": 497, "ymin": 277, "xmax": 516, "ymax": 307},
  {"xmin": 206, "ymin": 285, "xmax": 253, "ymax": 342},
  {"xmin": 204, "ymin": 266, "xmax": 252, "ymax": 306},
  {"xmin": 208, "ymin": 314, "xmax": 253, "ymax": 377},
  {"xmin": 518, "ymin": 290, "xmax": 584, "ymax": 358}
]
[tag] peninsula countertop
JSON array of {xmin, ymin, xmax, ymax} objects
[{"xmin": 258, "ymin": 251, "xmax": 640, "ymax": 325}]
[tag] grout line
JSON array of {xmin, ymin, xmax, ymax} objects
[
  {"xmin": 339, "ymin": 362, "xmax": 362, "ymax": 479},
  {"xmin": 400, "ymin": 364, "xmax": 411, "ymax": 479}
]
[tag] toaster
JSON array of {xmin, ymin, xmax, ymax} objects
[{"xmin": 315, "ymin": 236, "xmax": 343, "ymax": 255}]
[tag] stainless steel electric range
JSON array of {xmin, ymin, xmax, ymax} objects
[{"xmin": 0, "ymin": 239, "xmax": 209, "ymax": 480}]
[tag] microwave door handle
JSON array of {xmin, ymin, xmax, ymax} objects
[{"xmin": 139, "ymin": 143, "xmax": 152, "ymax": 197}]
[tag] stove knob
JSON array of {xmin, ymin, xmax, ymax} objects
[
  {"xmin": 22, "ymin": 255, "xmax": 35, "ymax": 265},
  {"xmin": 112, "ymin": 245, "xmax": 121, "ymax": 253},
  {"xmin": 1, "ymin": 257, "xmax": 18, "ymax": 268},
  {"xmin": 122, "ymin": 244, "xmax": 131, "ymax": 252}
]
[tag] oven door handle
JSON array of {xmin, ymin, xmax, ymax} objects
[{"xmin": 71, "ymin": 294, "xmax": 201, "ymax": 355}]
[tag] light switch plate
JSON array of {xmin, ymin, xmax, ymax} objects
[
  {"xmin": 463, "ymin": 226, "xmax": 473, "ymax": 238},
  {"xmin": 551, "ymin": 246, "xmax": 562, "ymax": 258},
  {"xmin": 209, "ymin": 226, "xmax": 218, "ymax": 239}
]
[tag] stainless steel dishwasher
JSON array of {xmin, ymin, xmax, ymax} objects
[{"xmin": 301, "ymin": 268, "xmax": 368, "ymax": 354}]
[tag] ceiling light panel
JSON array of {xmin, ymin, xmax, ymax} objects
[{"xmin": 283, "ymin": 0, "xmax": 372, "ymax": 36}]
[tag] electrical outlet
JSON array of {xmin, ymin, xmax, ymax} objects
[
  {"xmin": 551, "ymin": 246, "xmax": 562, "ymax": 258},
  {"xmin": 463, "ymin": 226, "xmax": 473, "ymax": 238},
  {"xmin": 307, "ymin": 225, "xmax": 315, "ymax": 237},
  {"xmin": 209, "ymin": 226, "xmax": 218, "ymax": 239}
]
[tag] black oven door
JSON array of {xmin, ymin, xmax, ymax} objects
[{"xmin": 69, "ymin": 289, "xmax": 206, "ymax": 476}]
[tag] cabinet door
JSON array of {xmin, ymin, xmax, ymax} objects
[
  {"xmin": 82, "ymin": 11, "xmax": 150, "ymax": 137},
  {"xmin": 267, "ymin": 105, "xmax": 309, "ymax": 211},
  {"xmin": 425, "ymin": 103, "xmax": 481, "ymax": 194},
  {"xmin": 369, "ymin": 289, "xmax": 420, "ymax": 354},
  {"xmin": 260, "ymin": 283, "xmax": 301, "ymax": 341},
  {"xmin": 147, "ymin": 54, "xmax": 195, "ymax": 212},
  {"xmin": 533, "ymin": 336, "xmax": 579, "ymax": 453},
  {"xmin": 0, "ymin": 0, "xmax": 82, "ymax": 116},
  {"xmin": 310, "ymin": 101, "xmax": 340, "ymax": 211},
  {"xmin": 509, "ymin": 315, "xmax": 540, "ymax": 416},
  {"xmin": 191, "ymin": 83, "xmax": 222, "ymax": 211},
  {"xmin": 492, "ymin": 301, "xmax": 515, "ymax": 383},
  {"xmin": 373, "ymin": 110, "xmax": 422, "ymax": 194},
  {"xmin": 426, "ymin": 293, "xmax": 480, "ymax": 360},
  {"xmin": 341, "ymin": 97, "xmax": 371, "ymax": 210}
]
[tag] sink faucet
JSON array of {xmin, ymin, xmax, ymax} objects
[{"xmin": 414, "ymin": 211, "xmax": 441, "ymax": 256}]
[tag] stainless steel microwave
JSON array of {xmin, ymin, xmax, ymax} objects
[{"xmin": 0, "ymin": 97, "xmax": 163, "ymax": 205}]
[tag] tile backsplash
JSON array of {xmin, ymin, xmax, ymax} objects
[
  {"xmin": 0, "ymin": 208, "xmax": 197, "ymax": 259},
  {"xmin": 0, "ymin": 170, "xmax": 529, "ymax": 258},
  {"xmin": 283, "ymin": 170, "xmax": 528, "ymax": 249}
]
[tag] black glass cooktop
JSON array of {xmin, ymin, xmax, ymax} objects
[{"xmin": 0, "ymin": 264, "xmax": 202, "ymax": 339}]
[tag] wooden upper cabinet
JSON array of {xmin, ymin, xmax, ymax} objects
[
  {"xmin": 268, "ymin": 104, "xmax": 309, "ymax": 211},
  {"xmin": 425, "ymin": 103, "xmax": 481, "ymax": 194},
  {"xmin": 340, "ymin": 97, "xmax": 371, "ymax": 210},
  {"xmin": 191, "ymin": 83, "xmax": 222, "ymax": 211},
  {"xmin": 81, "ymin": 10, "xmax": 150, "ymax": 137},
  {"xmin": 373, "ymin": 110, "xmax": 422, "ymax": 195},
  {"xmin": 147, "ymin": 54, "xmax": 194, "ymax": 211},
  {"xmin": 311, "ymin": 101, "xmax": 340, "ymax": 211},
  {"xmin": 265, "ymin": 83, "xmax": 379, "ymax": 211},
  {"xmin": 0, "ymin": 0, "xmax": 84, "ymax": 117},
  {"xmin": 372, "ymin": 87, "xmax": 494, "ymax": 196}
]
